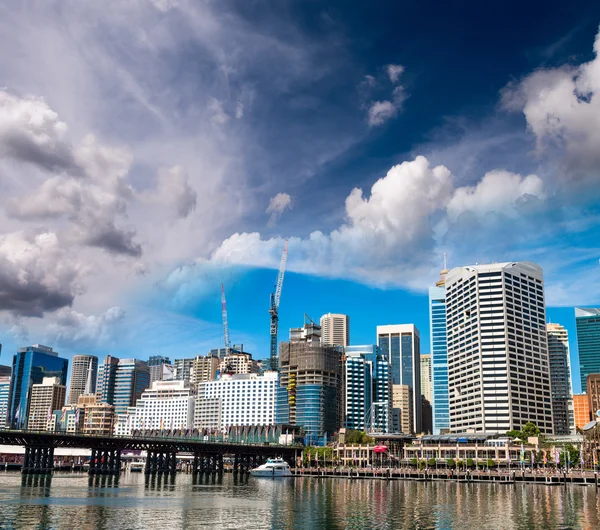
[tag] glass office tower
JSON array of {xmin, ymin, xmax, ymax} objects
[{"xmin": 575, "ymin": 308, "xmax": 600, "ymax": 392}]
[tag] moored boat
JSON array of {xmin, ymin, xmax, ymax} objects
[{"xmin": 250, "ymin": 458, "xmax": 292, "ymax": 477}]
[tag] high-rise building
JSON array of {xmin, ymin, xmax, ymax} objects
[
  {"xmin": 148, "ymin": 355, "xmax": 174, "ymax": 385},
  {"xmin": 174, "ymin": 358, "xmax": 195, "ymax": 385},
  {"xmin": 8, "ymin": 344, "xmax": 68, "ymax": 429},
  {"xmin": 320, "ymin": 313, "xmax": 350, "ymax": 346},
  {"xmin": 218, "ymin": 353, "xmax": 260, "ymax": 376},
  {"xmin": 420, "ymin": 354, "xmax": 432, "ymax": 403},
  {"xmin": 209, "ymin": 344, "xmax": 249, "ymax": 360},
  {"xmin": 446, "ymin": 262, "xmax": 553, "ymax": 434},
  {"xmin": 573, "ymin": 394, "xmax": 591, "ymax": 430},
  {"xmin": 0, "ymin": 376, "xmax": 10, "ymax": 429},
  {"xmin": 344, "ymin": 345, "xmax": 391, "ymax": 433},
  {"xmin": 114, "ymin": 380, "xmax": 195, "ymax": 436},
  {"xmin": 191, "ymin": 355, "xmax": 220, "ymax": 387},
  {"xmin": 96, "ymin": 356, "xmax": 150, "ymax": 416},
  {"xmin": 67, "ymin": 355, "xmax": 98, "ymax": 405},
  {"xmin": 377, "ymin": 324, "xmax": 421, "ymax": 434},
  {"xmin": 547, "ymin": 323, "xmax": 574, "ymax": 434},
  {"xmin": 587, "ymin": 374, "xmax": 600, "ymax": 422},
  {"xmin": 194, "ymin": 372, "xmax": 278, "ymax": 431},
  {"xmin": 392, "ymin": 384, "xmax": 413, "ymax": 434},
  {"xmin": 575, "ymin": 308, "xmax": 600, "ymax": 392},
  {"xmin": 429, "ymin": 267, "xmax": 449, "ymax": 434},
  {"xmin": 421, "ymin": 396, "xmax": 433, "ymax": 434},
  {"xmin": 277, "ymin": 319, "xmax": 343, "ymax": 445},
  {"xmin": 27, "ymin": 377, "xmax": 66, "ymax": 431},
  {"xmin": 0, "ymin": 366, "xmax": 10, "ymax": 377}
]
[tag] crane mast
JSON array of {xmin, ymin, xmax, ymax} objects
[
  {"xmin": 269, "ymin": 240, "xmax": 288, "ymax": 371},
  {"xmin": 221, "ymin": 283, "xmax": 231, "ymax": 357}
]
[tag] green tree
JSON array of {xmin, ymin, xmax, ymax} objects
[
  {"xmin": 345, "ymin": 430, "xmax": 375, "ymax": 445},
  {"xmin": 521, "ymin": 422, "xmax": 541, "ymax": 439},
  {"xmin": 427, "ymin": 458, "xmax": 436, "ymax": 467},
  {"xmin": 447, "ymin": 458, "xmax": 456, "ymax": 468},
  {"xmin": 466, "ymin": 458, "xmax": 474, "ymax": 468},
  {"xmin": 506, "ymin": 429, "xmax": 522, "ymax": 440},
  {"xmin": 410, "ymin": 458, "xmax": 418, "ymax": 467},
  {"xmin": 486, "ymin": 459, "xmax": 496, "ymax": 468}
]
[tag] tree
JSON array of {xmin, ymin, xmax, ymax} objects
[
  {"xmin": 506, "ymin": 429, "xmax": 522, "ymax": 440},
  {"xmin": 521, "ymin": 422, "xmax": 541, "ymax": 439},
  {"xmin": 447, "ymin": 458, "xmax": 456, "ymax": 468},
  {"xmin": 486, "ymin": 459, "xmax": 496, "ymax": 468},
  {"xmin": 428, "ymin": 458, "xmax": 436, "ymax": 467},
  {"xmin": 466, "ymin": 458, "xmax": 474, "ymax": 468},
  {"xmin": 345, "ymin": 430, "xmax": 374, "ymax": 445}
]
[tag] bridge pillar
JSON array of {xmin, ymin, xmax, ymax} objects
[{"xmin": 22, "ymin": 446, "xmax": 54, "ymax": 475}]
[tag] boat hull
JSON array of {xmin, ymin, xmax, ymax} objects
[{"xmin": 250, "ymin": 469, "xmax": 292, "ymax": 477}]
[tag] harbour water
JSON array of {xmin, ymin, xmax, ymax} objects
[{"xmin": 1, "ymin": 472, "xmax": 600, "ymax": 529}]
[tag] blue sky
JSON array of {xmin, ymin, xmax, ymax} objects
[{"xmin": 0, "ymin": 0, "xmax": 599, "ymax": 394}]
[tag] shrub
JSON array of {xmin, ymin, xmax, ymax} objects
[
  {"xmin": 447, "ymin": 458, "xmax": 456, "ymax": 468},
  {"xmin": 410, "ymin": 458, "xmax": 418, "ymax": 467},
  {"xmin": 466, "ymin": 458, "xmax": 474, "ymax": 468},
  {"xmin": 428, "ymin": 458, "xmax": 436, "ymax": 467}
]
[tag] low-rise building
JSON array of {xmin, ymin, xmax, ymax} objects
[{"xmin": 27, "ymin": 377, "xmax": 66, "ymax": 431}]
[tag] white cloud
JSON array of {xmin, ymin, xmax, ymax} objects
[
  {"xmin": 266, "ymin": 192, "xmax": 292, "ymax": 225},
  {"xmin": 368, "ymin": 100, "xmax": 399, "ymax": 127},
  {"xmin": 236, "ymin": 101, "xmax": 244, "ymax": 119},
  {"xmin": 142, "ymin": 165, "xmax": 197, "ymax": 219},
  {"xmin": 208, "ymin": 98, "xmax": 229, "ymax": 125},
  {"xmin": 386, "ymin": 64, "xmax": 404, "ymax": 84}
]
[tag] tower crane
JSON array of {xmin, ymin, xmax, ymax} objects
[
  {"xmin": 221, "ymin": 283, "xmax": 231, "ymax": 357},
  {"xmin": 269, "ymin": 240, "xmax": 288, "ymax": 371}
]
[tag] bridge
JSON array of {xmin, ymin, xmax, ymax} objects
[{"xmin": 0, "ymin": 429, "xmax": 299, "ymax": 477}]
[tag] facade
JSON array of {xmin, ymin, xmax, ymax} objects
[
  {"xmin": 67, "ymin": 355, "xmax": 98, "ymax": 405},
  {"xmin": 446, "ymin": 262, "xmax": 553, "ymax": 434},
  {"xmin": 82, "ymin": 399, "xmax": 115, "ymax": 436},
  {"xmin": 191, "ymin": 355, "xmax": 220, "ymax": 387},
  {"xmin": 97, "ymin": 356, "xmax": 150, "ymax": 416},
  {"xmin": 209, "ymin": 344, "xmax": 248, "ymax": 359},
  {"xmin": 27, "ymin": 377, "xmax": 66, "ymax": 431},
  {"xmin": 377, "ymin": 324, "xmax": 421, "ymax": 434},
  {"xmin": 392, "ymin": 384, "xmax": 413, "ymax": 434},
  {"xmin": 148, "ymin": 355, "xmax": 173, "ymax": 385},
  {"xmin": 420, "ymin": 354, "xmax": 432, "ymax": 403},
  {"xmin": 547, "ymin": 323, "xmax": 574, "ymax": 434},
  {"xmin": 587, "ymin": 374, "xmax": 600, "ymax": 421},
  {"xmin": 114, "ymin": 380, "xmax": 195, "ymax": 436},
  {"xmin": 320, "ymin": 313, "xmax": 350, "ymax": 346},
  {"xmin": 194, "ymin": 372, "xmax": 277, "ymax": 431},
  {"xmin": 96, "ymin": 355, "xmax": 119, "ymax": 405},
  {"xmin": 49, "ymin": 406, "xmax": 82, "ymax": 433},
  {"xmin": 0, "ymin": 365, "xmax": 11, "ymax": 377},
  {"xmin": 344, "ymin": 345, "xmax": 391, "ymax": 433},
  {"xmin": 430, "ymin": 267, "xmax": 449, "ymax": 435},
  {"xmin": 0, "ymin": 376, "xmax": 10, "ymax": 429},
  {"xmin": 421, "ymin": 396, "xmax": 433, "ymax": 434},
  {"xmin": 218, "ymin": 353, "xmax": 260, "ymax": 376},
  {"xmin": 174, "ymin": 358, "xmax": 195, "ymax": 384},
  {"xmin": 277, "ymin": 321, "xmax": 343, "ymax": 445},
  {"xmin": 575, "ymin": 308, "xmax": 600, "ymax": 392},
  {"xmin": 8, "ymin": 344, "xmax": 68, "ymax": 429},
  {"xmin": 573, "ymin": 394, "xmax": 591, "ymax": 430}
]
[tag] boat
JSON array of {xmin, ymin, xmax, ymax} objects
[
  {"xmin": 129, "ymin": 462, "xmax": 144, "ymax": 473},
  {"xmin": 250, "ymin": 458, "xmax": 292, "ymax": 477}
]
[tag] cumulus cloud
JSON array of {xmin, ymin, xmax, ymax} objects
[
  {"xmin": 367, "ymin": 66, "xmax": 408, "ymax": 127},
  {"xmin": 502, "ymin": 26, "xmax": 600, "ymax": 179},
  {"xmin": 208, "ymin": 98, "xmax": 229, "ymax": 125},
  {"xmin": 142, "ymin": 165, "xmax": 197, "ymax": 219},
  {"xmin": 0, "ymin": 231, "xmax": 83, "ymax": 317},
  {"xmin": 266, "ymin": 192, "xmax": 292, "ymax": 225},
  {"xmin": 387, "ymin": 64, "xmax": 404, "ymax": 84}
]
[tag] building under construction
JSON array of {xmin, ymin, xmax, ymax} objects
[{"xmin": 276, "ymin": 316, "xmax": 343, "ymax": 446}]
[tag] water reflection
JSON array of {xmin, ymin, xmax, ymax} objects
[{"xmin": 0, "ymin": 473, "xmax": 600, "ymax": 529}]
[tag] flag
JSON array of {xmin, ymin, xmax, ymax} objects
[
  {"xmin": 543, "ymin": 450, "xmax": 547, "ymax": 465},
  {"xmin": 60, "ymin": 408, "xmax": 66, "ymax": 424},
  {"xmin": 531, "ymin": 451, "xmax": 534, "ymax": 465},
  {"xmin": 160, "ymin": 417, "xmax": 164, "ymax": 430},
  {"xmin": 15, "ymin": 404, "xmax": 21, "ymax": 424},
  {"xmin": 581, "ymin": 452, "xmax": 584, "ymax": 467},
  {"xmin": 520, "ymin": 445, "xmax": 525, "ymax": 464},
  {"xmin": 555, "ymin": 448, "xmax": 560, "ymax": 465},
  {"xmin": 47, "ymin": 407, "xmax": 52, "ymax": 423}
]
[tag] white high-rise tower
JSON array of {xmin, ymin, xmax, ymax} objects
[{"xmin": 320, "ymin": 313, "xmax": 350, "ymax": 346}]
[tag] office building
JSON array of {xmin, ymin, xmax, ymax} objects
[
  {"xmin": 148, "ymin": 355, "xmax": 174, "ymax": 385},
  {"xmin": 420, "ymin": 354, "xmax": 432, "ymax": 403},
  {"xmin": 191, "ymin": 355, "xmax": 220, "ymax": 387},
  {"xmin": 391, "ymin": 384, "xmax": 412, "ymax": 433},
  {"xmin": 573, "ymin": 394, "xmax": 591, "ymax": 430},
  {"xmin": 587, "ymin": 374, "xmax": 600, "ymax": 422},
  {"xmin": 430, "ymin": 266, "xmax": 449, "ymax": 434},
  {"xmin": 0, "ymin": 376, "xmax": 10, "ymax": 429},
  {"xmin": 49, "ymin": 406, "xmax": 82, "ymax": 433},
  {"xmin": 114, "ymin": 380, "xmax": 195, "ymax": 436},
  {"xmin": 575, "ymin": 308, "xmax": 600, "ymax": 392},
  {"xmin": 320, "ymin": 313, "xmax": 350, "ymax": 346},
  {"xmin": 8, "ymin": 344, "xmax": 68, "ymax": 429},
  {"xmin": 27, "ymin": 377, "xmax": 66, "ymax": 431},
  {"xmin": 446, "ymin": 262, "xmax": 553, "ymax": 434},
  {"xmin": 421, "ymin": 396, "xmax": 433, "ymax": 434},
  {"xmin": 218, "ymin": 352, "xmax": 260, "ymax": 376},
  {"xmin": 344, "ymin": 345, "xmax": 391, "ymax": 433},
  {"xmin": 209, "ymin": 344, "xmax": 249, "ymax": 359},
  {"xmin": 0, "ymin": 366, "xmax": 10, "ymax": 377},
  {"xmin": 377, "ymin": 324, "xmax": 421, "ymax": 434},
  {"xmin": 277, "ymin": 319, "xmax": 343, "ymax": 445},
  {"xmin": 96, "ymin": 356, "xmax": 150, "ymax": 416},
  {"xmin": 67, "ymin": 355, "xmax": 98, "ymax": 405},
  {"xmin": 174, "ymin": 358, "xmax": 195, "ymax": 385},
  {"xmin": 79, "ymin": 394, "xmax": 115, "ymax": 436},
  {"xmin": 194, "ymin": 372, "xmax": 277, "ymax": 431},
  {"xmin": 547, "ymin": 323, "xmax": 574, "ymax": 435}
]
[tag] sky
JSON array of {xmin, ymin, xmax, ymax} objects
[{"xmin": 1, "ymin": 0, "xmax": 600, "ymax": 394}]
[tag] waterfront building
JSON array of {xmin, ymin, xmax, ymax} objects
[
  {"xmin": 194, "ymin": 372, "xmax": 277, "ymax": 431},
  {"xmin": 174, "ymin": 358, "xmax": 195, "ymax": 385},
  {"xmin": 277, "ymin": 319, "xmax": 343, "ymax": 445},
  {"xmin": 67, "ymin": 355, "xmax": 98, "ymax": 405},
  {"xmin": 344, "ymin": 345, "xmax": 391, "ymax": 433},
  {"xmin": 8, "ymin": 344, "xmax": 68, "ymax": 429},
  {"xmin": 49, "ymin": 406, "xmax": 82, "ymax": 433},
  {"xmin": 191, "ymin": 355, "xmax": 220, "ymax": 387},
  {"xmin": 80, "ymin": 396, "xmax": 115, "ymax": 436},
  {"xmin": 0, "ymin": 376, "xmax": 10, "ymax": 429},
  {"xmin": 573, "ymin": 394, "xmax": 591, "ymax": 430},
  {"xmin": 420, "ymin": 354, "xmax": 432, "ymax": 403},
  {"xmin": 445, "ymin": 262, "xmax": 553, "ymax": 434},
  {"xmin": 377, "ymin": 324, "xmax": 421, "ymax": 434},
  {"xmin": 148, "ymin": 355, "xmax": 174, "ymax": 385},
  {"xmin": 547, "ymin": 323, "xmax": 574, "ymax": 434},
  {"xmin": 27, "ymin": 377, "xmax": 66, "ymax": 431},
  {"xmin": 320, "ymin": 313, "xmax": 350, "ymax": 346},
  {"xmin": 114, "ymin": 380, "xmax": 195, "ymax": 436},
  {"xmin": 218, "ymin": 352, "xmax": 260, "ymax": 376},
  {"xmin": 96, "ymin": 356, "xmax": 150, "ymax": 416},
  {"xmin": 430, "ymin": 267, "xmax": 449, "ymax": 435},
  {"xmin": 392, "ymin": 384, "xmax": 413, "ymax": 434},
  {"xmin": 575, "ymin": 308, "xmax": 600, "ymax": 392},
  {"xmin": 587, "ymin": 374, "xmax": 600, "ymax": 421}
]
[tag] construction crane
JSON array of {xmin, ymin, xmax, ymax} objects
[
  {"xmin": 221, "ymin": 283, "xmax": 231, "ymax": 357},
  {"xmin": 269, "ymin": 240, "xmax": 288, "ymax": 371}
]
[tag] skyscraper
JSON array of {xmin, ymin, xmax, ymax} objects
[
  {"xmin": 587, "ymin": 374, "xmax": 600, "ymax": 422},
  {"xmin": 320, "ymin": 313, "xmax": 350, "ymax": 346},
  {"xmin": 27, "ymin": 377, "xmax": 66, "ymax": 431},
  {"xmin": 67, "ymin": 355, "xmax": 98, "ymax": 405},
  {"xmin": 446, "ymin": 262, "xmax": 553, "ymax": 434},
  {"xmin": 0, "ymin": 376, "xmax": 10, "ymax": 429},
  {"xmin": 174, "ymin": 358, "xmax": 195, "ymax": 385},
  {"xmin": 377, "ymin": 324, "xmax": 421, "ymax": 433},
  {"xmin": 575, "ymin": 308, "xmax": 600, "ymax": 392},
  {"xmin": 430, "ymin": 267, "xmax": 449, "ymax": 434},
  {"xmin": 96, "ymin": 356, "xmax": 150, "ymax": 415},
  {"xmin": 96, "ymin": 355, "xmax": 120, "ymax": 405},
  {"xmin": 420, "ymin": 354, "xmax": 432, "ymax": 403},
  {"xmin": 8, "ymin": 344, "xmax": 68, "ymax": 429},
  {"xmin": 148, "ymin": 355, "xmax": 173, "ymax": 385},
  {"xmin": 547, "ymin": 323, "xmax": 573, "ymax": 434}
]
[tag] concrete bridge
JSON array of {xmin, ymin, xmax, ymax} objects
[{"xmin": 0, "ymin": 429, "xmax": 299, "ymax": 476}]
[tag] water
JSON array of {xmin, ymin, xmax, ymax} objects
[{"xmin": 1, "ymin": 473, "xmax": 600, "ymax": 529}]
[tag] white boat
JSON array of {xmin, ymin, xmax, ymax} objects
[{"xmin": 250, "ymin": 458, "xmax": 292, "ymax": 477}]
